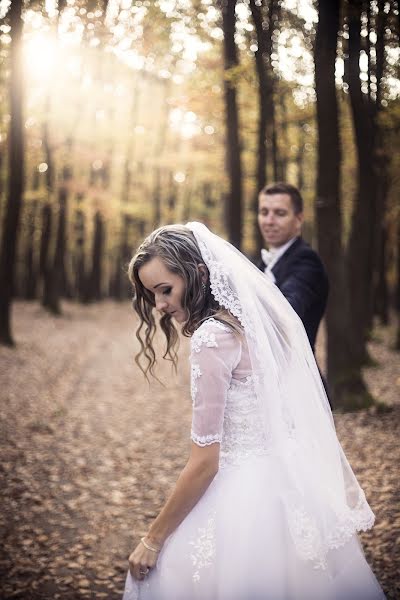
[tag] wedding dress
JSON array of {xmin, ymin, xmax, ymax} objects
[
  {"xmin": 122, "ymin": 222, "xmax": 385, "ymax": 600},
  {"xmin": 123, "ymin": 318, "xmax": 385, "ymax": 600}
]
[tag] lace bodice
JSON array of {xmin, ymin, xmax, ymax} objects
[{"xmin": 190, "ymin": 319, "xmax": 270, "ymax": 467}]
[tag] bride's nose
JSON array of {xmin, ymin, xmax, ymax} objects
[{"xmin": 155, "ymin": 296, "xmax": 168, "ymax": 312}]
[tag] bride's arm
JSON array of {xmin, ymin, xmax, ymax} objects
[
  {"xmin": 128, "ymin": 324, "xmax": 241, "ymax": 580},
  {"xmin": 150, "ymin": 442, "xmax": 219, "ymax": 542},
  {"xmin": 128, "ymin": 442, "xmax": 219, "ymax": 580}
]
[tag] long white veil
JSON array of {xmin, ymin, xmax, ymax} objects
[{"xmin": 186, "ymin": 221, "xmax": 374, "ymax": 569}]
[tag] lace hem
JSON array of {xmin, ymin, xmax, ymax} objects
[
  {"xmin": 286, "ymin": 499, "xmax": 375, "ymax": 570},
  {"xmin": 191, "ymin": 431, "xmax": 222, "ymax": 447}
]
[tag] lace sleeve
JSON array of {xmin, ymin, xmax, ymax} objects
[{"xmin": 190, "ymin": 319, "xmax": 241, "ymax": 447}]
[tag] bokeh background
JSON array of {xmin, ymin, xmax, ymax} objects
[{"xmin": 0, "ymin": 1, "xmax": 399, "ymax": 598}]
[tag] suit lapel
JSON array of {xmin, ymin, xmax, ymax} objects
[{"xmin": 272, "ymin": 237, "xmax": 303, "ymax": 282}]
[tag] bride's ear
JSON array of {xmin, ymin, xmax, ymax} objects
[{"xmin": 197, "ymin": 263, "xmax": 208, "ymax": 283}]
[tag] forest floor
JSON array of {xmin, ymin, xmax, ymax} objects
[{"xmin": 0, "ymin": 301, "xmax": 399, "ymax": 600}]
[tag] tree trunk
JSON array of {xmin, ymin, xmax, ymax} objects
[
  {"xmin": 249, "ymin": 0, "xmax": 273, "ymax": 255},
  {"xmin": 0, "ymin": 0, "xmax": 24, "ymax": 346},
  {"xmin": 59, "ymin": 166, "xmax": 72, "ymax": 298},
  {"xmin": 42, "ymin": 194, "xmax": 66, "ymax": 315},
  {"xmin": 24, "ymin": 200, "xmax": 38, "ymax": 300},
  {"xmin": 296, "ymin": 122, "xmax": 305, "ymax": 192},
  {"xmin": 40, "ymin": 97, "xmax": 58, "ymax": 312},
  {"xmin": 374, "ymin": 223, "xmax": 389, "ymax": 325},
  {"xmin": 346, "ymin": 0, "xmax": 377, "ymax": 368},
  {"xmin": 371, "ymin": 0, "xmax": 390, "ymax": 326},
  {"xmin": 395, "ymin": 214, "xmax": 400, "ymax": 351},
  {"xmin": 74, "ymin": 194, "xmax": 87, "ymax": 302},
  {"xmin": 279, "ymin": 93, "xmax": 289, "ymax": 181},
  {"xmin": 220, "ymin": 0, "xmax": 242, "ymax": 249},
  {"xmin": 87, "ymin": 211, "xmax": 104, "ymax": 302},
  {"xmin": 315, "ymin": 0, "xmax": 372, "ymax": 409},
  {"xmin": 152, "ymin": 79, "xmax": 170, "ymax": 228},
  {"xmin": 40, "ymin": 203, "xmax": 52, "ymax": 281}
]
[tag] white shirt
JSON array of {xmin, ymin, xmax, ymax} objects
[{"xmin": 261, "ymin": 237, "xmax": 298, "ymax": 283}]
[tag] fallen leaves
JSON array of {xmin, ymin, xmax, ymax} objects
[{"xmin": 0, "ymin": 302, "xmax": 398, "ymax": 599}]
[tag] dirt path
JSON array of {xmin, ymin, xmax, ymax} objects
[{"xmin": 0, "ymin": 302, "xmax": 399, "ymax": 599}]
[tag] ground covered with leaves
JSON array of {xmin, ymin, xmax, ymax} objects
[{"xmin": 0, "ymin": 302, "xmax": 399, "ymax": 599}]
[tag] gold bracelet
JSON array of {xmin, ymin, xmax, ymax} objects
[{"xmin": 140, "ymin": 537, "xmax": 161, "ymax": 553}]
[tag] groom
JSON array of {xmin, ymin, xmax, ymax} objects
[{"xmin": 257, "ymin": 182, "xmax": 329, "ymax": 354}]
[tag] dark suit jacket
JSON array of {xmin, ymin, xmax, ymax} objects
[{"xmin": 257, "ymin": 237, "xmax": 329, "ymax": 351}]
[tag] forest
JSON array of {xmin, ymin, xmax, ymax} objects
[{"xmin": 1, "ymin": 0, "xmax": 399, "ymax": 410}]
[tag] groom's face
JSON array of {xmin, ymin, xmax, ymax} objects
[{"xmin": 258, "ymin": 193, "xmax": 303, "ymax": 249}]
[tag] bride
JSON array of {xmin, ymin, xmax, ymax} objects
[{"xmin": 122, "ymin": 222, "xmax": 385, "ymax": 600}]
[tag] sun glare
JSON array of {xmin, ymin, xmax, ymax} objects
[{"xmin": 24, "ymin": 34, "xmax": 59, "ymax": 82}]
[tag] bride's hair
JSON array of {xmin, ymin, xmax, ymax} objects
[{"xmin": 128, "ymin": 224, "xmax": 241, "ymax": 378}]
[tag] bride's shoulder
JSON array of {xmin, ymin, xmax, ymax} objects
[{"xmin": 191, "ymin": 317, "xmax": 239, "ymax": 354}]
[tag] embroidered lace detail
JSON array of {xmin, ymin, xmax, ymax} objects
[
  {"xmin": 219, "ymin": 381, "xmax": 270, "ymax": 468},
  {"xmin": 327, "ymin": 494, "xmax": 375, "ymax": 549},
  {"xmin": 190, "ymin": 513, "xmax": 216, "ymax": 582},
  {"xmin": 230, "ymin": 374, "xmax": 259, "ymax": 388},
  {"xmin": 190, "ymin": 363, "xmax": 202, "ymax": 405},
  {"xmin": 286, "ymin": 497, "xmax": 376, "ymax": 570},
  {"xmin": 286, "ymin": 505, "xmax": 327, "ymax": 569},
  {"xmin": 191, "ymin": 317, "xmax": 231, "ymax": 354},
  {"xmin": 195, "ymin": 239, "xmax": 256, "ymax": 338},
  {"xmin": 191, "ymin": 431, "xmax": 222, "ymax": 446}
]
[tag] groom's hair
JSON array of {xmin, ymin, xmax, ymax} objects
[{"xmin": 260, "ymin": 182, "xmax": 303, "ymax": 215}]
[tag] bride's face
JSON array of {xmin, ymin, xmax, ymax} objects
[{"xmin": 138, "ymin": 256, "xmax": 187, "ymax": 323}]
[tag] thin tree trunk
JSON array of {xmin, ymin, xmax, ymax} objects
[
  {"xmin": 220, "ymin": 0, "xmax": 242, "ymax": 249},
  {"xmin": 279, "ymin": 93, "xmax": 289, "ymax": 181},
  {"xmin": 0, "ymin": 0, "xmax": 24, "ymax": 346},
  {"xmin": 315, "ymin": 0, "xmax": 371, "ymax": 409},
  {"xmin": 87, "ymin": 211, "xmax": 104, "ymax": 302},
  {"xmin": 42, "ymin": 194, "xmax": 66, "ymax": 315},
  {"xmin": 374, "ymin": 224, "xmax": 389, "ymax": 325},
  {"xmin": 40, "ymin": 100, "xmax": 58, "ymax": 312},
  {"xmin": 249, "ymin": 0, "xmax": 272, "ymax": 255},
  {"xmin": 152, "ymin": 79, "xmax": 170, "ymax": 228},
  {"xmin": 371, "ymin": 0, "xmax": 390, "ymax": 326},
  {"xmin": 24, "ymin": 200, "xmax": 38, "ymax": 300},
  {"xmin": 74, "ymin": 194, "xmax": 87, "ymax": 302},
  {"xmin": 40, "ymin": 203, "xmax": 52, "ymax": 282},
  {"xmin": 346, "ymin": 0, "xmax": 377, "ymax": 368},
  {"xmin": 296, "ymin": 122, "xmax": 305, "ymax": 192},
  {"xmin": 366, "ymin": 1, "xmax": 372, "ymax": 103},
  {"xmin": 59, "ymin": 166, "xmax": 72, "ymax": 298},
  {"xmin": 395, "ymin": 214, "xmax": 400, "ymax": 350}
]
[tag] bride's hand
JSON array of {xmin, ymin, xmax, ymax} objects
[{"xmin": 128, "ymin": 537, "xmax": 161, "ymax": 581}]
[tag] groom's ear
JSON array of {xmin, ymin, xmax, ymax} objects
[{"xmin": 197, "ymin": 263, "xmax": 208, "ymax": 283}]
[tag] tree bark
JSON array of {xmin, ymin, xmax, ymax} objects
[
  {"xmin": 296, "ymin": 121, "xmax": 305, "ymax": 192},
  {"xmin": 315, "ymin": 0, "xmax": 372, "ymax": 409},
  {"xmin": 42, "ymin": 193, "xmax": 66, "ymax": 315},
  {"xmin": 220, "ymin": 0, "xmax": 242, "ymax": 249},
  {"xmin": 74, "ymin": 194, "xmax": 87, "ymax": 302},
  {"xmin": 0, "ymin": 0, "xmax": 24, "ymax": 346},
  {"xmin": 40, "ymin": 99, "xmax": 59, "ymax": 312},
  {"xmin": 374, "ymin": 223, "xmax": 389, "ymax": 325},
  {"xmin": 24, "ymin": 201, "xmax": 38, "ymax": 300},
  {"xmin": 249, "ymin": 0, "xmax": 275, "ymax": 255},
  {"xmin": 87, "ymin": 211, "xmax": 104, "ymax": 302},
  {"xmin": 152, "ymin": 79, "xmax": 170, "ymax": 228},
  {"xmin": 395, "ymin": 213, "xmax": 400, "ymax": 351},
  {"xmin": 346, "ymin": 0, "xmax": 377, "ymax": 368}
]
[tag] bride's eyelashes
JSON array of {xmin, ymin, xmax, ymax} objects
[{"xmin": 163, "ymin": 287, "xmax": 172, "ymax": 295}]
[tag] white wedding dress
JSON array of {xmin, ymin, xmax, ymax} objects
[{"xmin": 123, "ymin": 318, "xmax": 385, "ymax": 600}]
